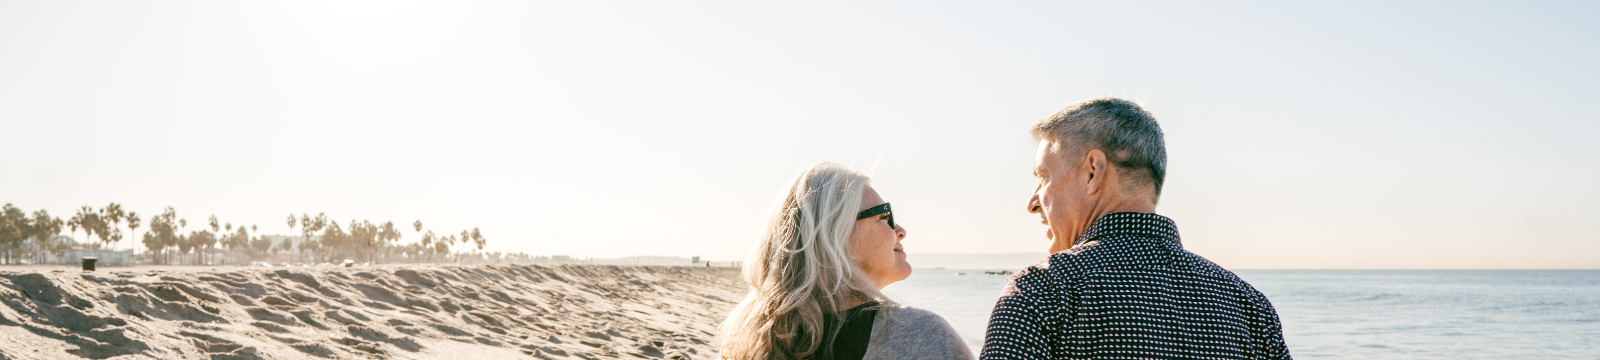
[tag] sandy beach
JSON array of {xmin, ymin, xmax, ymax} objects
[{"xmin": 0, "ymin": 264, "xmax": 742, "ymax": 359}]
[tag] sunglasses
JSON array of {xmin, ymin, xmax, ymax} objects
[{"xmin": 856, "ymin": 202, "xmax": 895, "ymax": 229}]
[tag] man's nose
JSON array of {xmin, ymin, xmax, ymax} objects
[{"xmin": 1027, "ymin": 195, "xmax": 1042, "ymax": 214}]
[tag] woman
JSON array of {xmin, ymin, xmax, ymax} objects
[{"xmin": 719, "ymin": 163, "xmax": 972, "ymax": 360}]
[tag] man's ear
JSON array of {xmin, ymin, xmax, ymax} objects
[{"xmin": 1084, "ymin": 149, "xmax": 1108, "ymax": 195}]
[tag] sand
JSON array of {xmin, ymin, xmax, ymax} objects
[{"xmin": 0, "ymin": 264, "xmax": 743, "ymax": 359}]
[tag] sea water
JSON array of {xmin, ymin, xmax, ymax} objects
[{"xmin": 882, "ymin": 269, "xmax": 1600, "ymax": 359}]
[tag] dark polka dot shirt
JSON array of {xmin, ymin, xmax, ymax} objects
[{"xmin": 981, "ymin": 212, "xmax": 1290, "ymax": 359}]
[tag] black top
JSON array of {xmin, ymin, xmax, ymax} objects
[
  {"xmin": 816, "ymin": 301, "xmax": 879, "ymax": 360},
  {"xmin": 981, "ymin": 212, "xmax": 1291, "ymax": 359}
]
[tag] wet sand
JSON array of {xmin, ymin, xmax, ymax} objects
[{"xmin": 0, "ymin": 264, "xmax": 742, "ymax": 359}]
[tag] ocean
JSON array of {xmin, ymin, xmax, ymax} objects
[{"xmin": 882, "ymin": 269, "xmax": 1600, "ymax": 359}]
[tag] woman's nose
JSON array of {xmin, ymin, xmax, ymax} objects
[{"xmin": 895, "ymin": 224, "xmax": 907, "ymax": 239}]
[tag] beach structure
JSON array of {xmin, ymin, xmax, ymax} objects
[{"xmin": 60, "ymin": 248, "xmax": 131, "ymax": 266}]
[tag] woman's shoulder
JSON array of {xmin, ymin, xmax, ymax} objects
[
  {"xmin": 878, "ymin": 305, "xmax": 948, "ymax": 328},
  {"xmin": 865, "ymin": 305, "xmax": 974, "ymax": 360}
]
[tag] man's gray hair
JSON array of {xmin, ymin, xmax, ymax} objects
[{"xmin": 1030, "ymin": 97, "xmax": 1168, "ymax": 200}]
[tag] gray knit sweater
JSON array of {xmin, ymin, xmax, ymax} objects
[{"xmin": 862, "ymin": 305, "xmax": 975, "ymax": 360}]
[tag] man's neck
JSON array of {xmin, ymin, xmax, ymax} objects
[
  {"xmin": 1098, "ymin": 196, "xmax": 1156, "ymax": 215},
  {"xmin": 1051, "ymin": 196, "xmax": 1157, "ymax": 253}
]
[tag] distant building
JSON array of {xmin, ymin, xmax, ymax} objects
[{"xmin": 61, "ymin": 248, "xmax": 131, "ymax": 266}]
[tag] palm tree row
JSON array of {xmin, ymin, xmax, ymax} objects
[
  {"xmin": 0, "ymin": 203, "xmax": 495, "ymax": 266},
  {"xmin": 0, "ymin": 203, "xmax": 138, "ymax": 264}
]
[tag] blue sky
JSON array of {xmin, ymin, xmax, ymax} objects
[{"xmin": 2, "ymin": 1, "xmax": 1596, "ymax": 268}]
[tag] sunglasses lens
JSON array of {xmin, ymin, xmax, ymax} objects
[
  {"xmin": 885, "ymin": 204, "xmax": 895, "ymax": 229},
  {"xmin": 856, "ymin": 203, "xmax": 895, "ymax": 229}
]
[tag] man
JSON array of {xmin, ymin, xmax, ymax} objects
[{"xmin": 982, "ymin": 98, "xmax": 1290, "ymax": 359}]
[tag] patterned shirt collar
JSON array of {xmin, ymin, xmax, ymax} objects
[{"xmin": 1072, "ymin": 212, "xmax": 1181, "ymax": 247}]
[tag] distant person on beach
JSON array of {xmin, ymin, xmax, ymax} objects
[
  {"xmin": 720, "ymin": 163, "xmax": 974, "ymax": 360},
  {"xmin": 981, "ymin": 98, "xmax": 1290, "ymax": 359}
]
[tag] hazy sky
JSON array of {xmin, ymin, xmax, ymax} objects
[{"xmin": 2, "ymin": 1, "xmax": 1596, "ymax": 269}]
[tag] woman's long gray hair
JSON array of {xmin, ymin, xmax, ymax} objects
[{"xmin": 718, "ymin": 162, "xmax": 893, "ymax": 360}]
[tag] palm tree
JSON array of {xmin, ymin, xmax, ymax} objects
[
  {"xmin": 436, "ymin": 235, "xmax": 453, "ymax": 262},
  {"xmin": 0, "ymin": 205, "xmax": 15, "ymax": 264},
  {"xmin": 102, "ymin": 230, "xmax": 122, "ymax": 256},
  {"xmin": 67, "ymin": 214, "xmax": 81, "ymax": 248},
  {"xmin": 225, "ymin": 222, "xmax": 236, "ymax": 263},
  {"xmin": 247, "ymin": 224, "xmax": 257, "ymax": 264},
  {"xmin": 202, "ymin": 232, "xmax": 218, "ymax": 265},
  {"xmin": 229, "ymin": 226, "xmax": 247, "ymax": 265},
  {"xmin": 207, "ymin": 215, "xmax": 220, "ymax": 264},
  {"xmin": 420, "ymin": 230, "xmax": 435, "ymax": 262},
  {"xmin": 4, "ymin": 206, "xmax": 55, "ymax": 264},
  {"xmin": 30, "ymin": 210, "xmax": 61, "ymax": 265},
  {"xmin": 126, "ymin": 211, "xmax": 140, "ymax": 256},
  {"xmin": 379, "ymin": 221, "xmax": 400, "ymax": 264},
  {"xmin": 0, "ymin": 205, "xmax": 18, "ymax": 264},
  {"xmin": 75, "ymin": 206, "xmax": 100, "ymax": 248},
  {"xmin": 102, "ymin": 203, "xmax": 125, "ymax": 251},
  {"xmin": 177, "ymin": 218, "xmax": 187, "ymax": 263},
  {"xmin": 250, "ymin": 235, "xmax": 271, "ymax": 263},
  {"xmin": 223, "ymin": 223, "xmax": 231, "ymax": 263},
  {"xmin": 353, "ymin": 220, "xmax": 367, "ymax": 262},
  {"xmin": 297, "ymin": 213, "xmax": 327, "ymax": 264},
  {"xmin": 67, "ymin": 206, "xmax": 104, "ymax": 249},
  {"xmin": 471, "ymin": 228, "xmax": 486, "ymax": 252},
  {"xmin": 177, "ymin": 232, "xmax": 195, "ymax": 265},
  {"xmin": 141, "ymin": 207, "xmax": 179, "ymax": 265},
  {"xmin": 285, "ymin": 215, "xmax": 296, "ymax": 237},
  {"xmin": 141, "ymin": 232, "xmax": 159, "ymax": 264},
  {"xmin": 412, "ymin": 220, "xmax": 423, "ymax": 263},
  {"xmin": 321, "ymin": 220, "xmax": 347, "ymax": 264}
]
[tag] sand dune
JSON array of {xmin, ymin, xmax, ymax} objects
[{"xmin": 0, "ymin": 265, "xmax": 742, "ymax": 359}]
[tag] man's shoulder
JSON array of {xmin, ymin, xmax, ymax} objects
[
  {"xmin": 999, "ymin": 247, "xmax": 1101, "ymax": 298},
  {"xmin": 1006, "ymin": 242, "xmax": 1271, "ymax": 299},
  {"xmin": 1180, "ymin": 249, "xmax": 1264, "ymax": 290},
  {"xmin": 1163, "ymin": 249, "xmax": 1283, "ymax": 313},
  {"xmin": 1021, "ymin": 239, "xmax": 1113, "ymax": 277}
]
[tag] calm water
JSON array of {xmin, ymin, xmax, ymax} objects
[{"xmin": 882, "ymin": 269, "xmax": 1600, "ymax": 359}]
